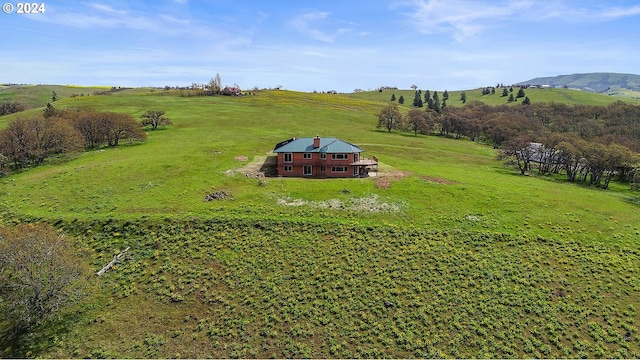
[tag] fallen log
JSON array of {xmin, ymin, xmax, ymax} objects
[{"xmin": 96, "ymin": 247, "xmax": 130, "ymax": 276}]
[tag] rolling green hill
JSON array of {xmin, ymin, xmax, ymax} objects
[
  {"xmin": 345, "ymin": 86, "xmax": 638, "ymax": 107},
  {"xmin": 0, "ymin": 84, "xmax": 156, "ymax": 110},
  {"xmin": 1, "ymin": 88, "xmax": 639, "ymax": 358},
  {"xmin": 516, "ymin": 72, "xmax": 640, "ymax": 94}
]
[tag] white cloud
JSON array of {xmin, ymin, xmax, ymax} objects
[
  {"xmin": 289, "ymin": 10, "xmax": 354, "ymax": 43},
  {"xmin": 400, "ymin": 0, "xmax": 534, "ymax": 40},
  {"xmin": 290, "ymin": 10, "xmax": 334, "ymax": 42},
  {"xmin": 400, "ymin": 0, "xmax": 640, "ymax": 41},
  {"xmin": 561, "ymin": 4, "xmax": 640, "ymax": 21}
]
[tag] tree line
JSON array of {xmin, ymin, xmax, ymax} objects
[
  {"xmin": 0, "ymin": 102, "xmax": 26, "ymax": 116},
  {"xmin": 377, "ymin": 100, "xmax": 640, "ymax": 189},
  {"xmin": 0, "ymin": 107, "xmax": 152, "ymax": 172}
]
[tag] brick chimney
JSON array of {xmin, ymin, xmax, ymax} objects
[{"xmin": 313, "ymin": 135, "xmax": 320, "ymax": 148}]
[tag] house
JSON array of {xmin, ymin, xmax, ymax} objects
[
  {"xmin": 222, "ymin": 86, "xmax": 242, "ymax": 96},
  {"xmin": 273, "ymin": 136, "xmax": 378, "ymax": 178}
]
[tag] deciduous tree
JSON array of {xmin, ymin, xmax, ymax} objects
[
  {"xmin": 103, "ymin": 113, "xmax": 147, "ymax": 146},
  {"xmin": 140, "ymin": 110, "xmax": 173, "ymax": 130},
  {"xmin": 406, "ymin": 109, "xmax": 430, "ymax": 135},
  {"xmin": 208, "ymin": 73, "xmax": 222, "ymax": 95},
  {"xmin": 0, "ymin": 223, "xmax": 88, "ymax": 333},
  {"xmin": 0, "ymin": 102, "xmax": 26, "ymax": 116},
  {"xmin": 0, "ymin": 117, "xmax": 82, "ymax": 169},
  {"xmin": 499, "ymin": 135, "xmax": 534, "ymax": 175},
  {"xmin": 377, "ymin": 103, "xmax": 403, "ymax": 132}
]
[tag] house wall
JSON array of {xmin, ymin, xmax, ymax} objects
[{"xmin": 276, "ymin": 152, "xmax": 359, "ymax": 177}]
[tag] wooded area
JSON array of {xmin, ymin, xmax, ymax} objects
[
  {"xmin": 0, "ymin": 108, "xmax": 147, "ymax": 171},
  {"xmin": 378, "ymin": 100, "xmax": 640, "ymax": 189}
]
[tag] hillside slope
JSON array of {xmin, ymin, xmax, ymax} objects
[
  {"xmin": 517, "ymin": 72, "xmax": 640, "ymax": 93},
  {"xmin": 1, "ymin": 90, "xmax": 639, "ymax": 359},
  {"xmin": 0, "ymin": 84, "xmax": 152, "ymax": 110}
]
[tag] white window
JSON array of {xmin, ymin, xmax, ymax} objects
[
  {"xmin": 284, "ymin": 153, "xmax": 292, "ymax": 163},
  {"xmin": 303, "ymin": 165, "xmax": 312, "ymax": 176},
  {"xmin": 320, "ymin": 153, "xmax": 326, "ymax": 160},
  {"xmin": 320, "ymin": 166, "xmax": 326, "ymax": 172},
  {"xmin": 284, "ymin": 165, "xmax": 293, "ymax": 172},
  {"xmin": 332, "ymin": 153, "xmax": 348, "ymax": 160},
  {"xmin": 354, "ymin": 153, "xmax": 359, "ymax": 162},
  {"xmin": 303, "ymin": 153, "xmax": 312, "ymax": 159},
  {"xmin": 353, "ymin": 167, "xmax": 359, "ymax": 176},
  {"xmin": 332, "ymin": 166, "xmax": 347, "ymax": 173}
]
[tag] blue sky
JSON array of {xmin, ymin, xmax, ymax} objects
[{"xmin": 3, "ymin": 0, "xmax": 640, "ymax": 92}]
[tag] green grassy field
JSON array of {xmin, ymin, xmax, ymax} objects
[
  {"xmin": 347, "ymin": 87, "xmax": 639, "ymax": 108},
  {"xmin": 1, "ymin": 87, "xmax": 639, "ymax": 358},
  {"xmin": 0, "ymin": 84, "xmax": 126, "ymax": 110}
]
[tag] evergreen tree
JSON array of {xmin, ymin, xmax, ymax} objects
[
  {"xmin": 501, "ymin": 88, "xmax": 508, "ymax": 97},
  {"xmin": 43, "ymin": 102, "xmax": 56, "ymax": 118},
  {"xmin": 443, "ymin": 90, "xmax": 449, "ymax": 100},
  {"xmin": 412, "ymin": 91, "xmax": 423, "ymax": 107},
  {"xmin": 522, "ymin": 96, "xmax": 531, "ymax": 105},
  {"xmin": 508, "ymin": 93, "xmax": 515, "ymax": 102},
  {"xmin": 509, "ymin": 86, "xmax": 513, "ymax": 93},
  {"xmin": 433, "ymin": 91, "xmax": 441, "ymax": 112},
  {"xmin": 441, "ymin": 99, "xmax": 447, "ymax": 111},
  {"xmin": 460, "ymin": 91, "xmax": 467, "ymax": 104},
  {"xmin": 51, "ymin": 91, "xmax": 58, "ymax": 102},
  {"xmin": 391, "ymin": 93, "xmax": 396, "ymax": 101},
  {"xmin": 398, "ymin": 95, "xmax": 405, "ymax": 104},
  {"xmin": 491, "ymin": 87, "xmax": 496, "ymax": 95},
  {"xmin": 516, "ymin": 88, "xmax": 525, "ymax": 98},
  {"xmin": 424, "ymin": 90, "xmax": 431, "ymax": 104}
]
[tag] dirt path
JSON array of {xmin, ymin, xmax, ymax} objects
[{"xmin": 235, "ymin": 152, "xmax": 277, "ymax": 177}]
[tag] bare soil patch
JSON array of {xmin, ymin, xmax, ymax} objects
[
  {"xmin": 235, "ymin": 154, "xmax": 277, "ymax": 178},
  {"xmin": 375, "ymin": 171, "xmax": 411, "ymax": 189},
  {"xmin": 234, "ymin": 155, "xmax": 249, "ymax": 161}
]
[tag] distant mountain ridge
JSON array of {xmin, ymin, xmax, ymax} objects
[{"xmin": 516, "ymin": 72, "xmax": 640, "ymax": 93}]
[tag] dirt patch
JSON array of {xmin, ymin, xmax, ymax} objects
[
  {"xmin": 234, "ymin": 155, "xmax": 249, "ymax": 161},
  {"xmin": 235, "ymin": 154, "xmax": 277, "ymax": 178},
  {"xmin": 375, "ymin": 171, "xmax": 411, "ymax": 189},
  {"xmin": 375, "ymin": 177, "xmax": 391, "ymax": 189},
  {"xmin": 420, "ymin": 176, "xmax": 456, "ymax": 185}
]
